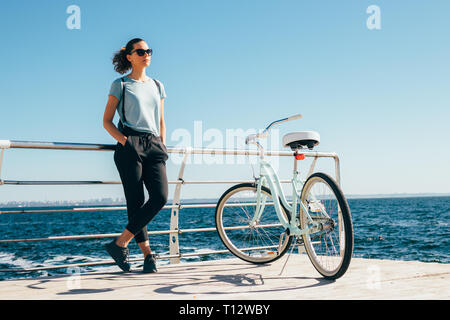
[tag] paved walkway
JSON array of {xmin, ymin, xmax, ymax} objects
[{"xmin": 0, "ymin": 256, "xmax": 448, "ymax": 299}]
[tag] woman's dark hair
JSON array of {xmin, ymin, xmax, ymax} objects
[{"xmin": 112, "ymin": 38, "xmax": 144, "ymax": 74}]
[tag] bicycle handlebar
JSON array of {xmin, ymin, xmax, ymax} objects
[
  {"xmin": 287, "ymin": 114, "xmax": 302, "ymax": 121},
  {"xmin": 245, "ymin": 113, "xmax": 302, "ymax": 144}
]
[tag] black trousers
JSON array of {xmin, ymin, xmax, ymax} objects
[{"xmin": 114, "ymin": 126, "xmax": 169, "ymax": 244}]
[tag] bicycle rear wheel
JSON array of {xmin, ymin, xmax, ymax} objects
[
  {"xmin": 215, "ymin": 183, "xmax": 293, "ymax": 264},
  {"xmin": 300, "ymin": 172, "xmax": 353, "ymax": 279}
]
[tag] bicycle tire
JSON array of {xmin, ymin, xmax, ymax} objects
[
  {"xmin": 215, "ymin": 183, "xmax": 293, "ymax": 264},
  {"xmin": 300, "ymin": 172, "xmax": 353, "ymax": 279}
]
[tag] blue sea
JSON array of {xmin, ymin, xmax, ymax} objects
[{"xmin": 0, "ymin": 196, "xmax": 449, "ymax": 280}]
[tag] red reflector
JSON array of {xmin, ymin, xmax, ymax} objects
[{"xmin": 295, "ymin": 154, "xmax": 305, "ymax": 160}]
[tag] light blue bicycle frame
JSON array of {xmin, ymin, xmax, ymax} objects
[
  {"xmin": 251, "ymin": 159, "xmax": 323, "ymax": 237},
  {"xmin": 246, "ymin": 114, "xmax": 331, "ymax": 239}
]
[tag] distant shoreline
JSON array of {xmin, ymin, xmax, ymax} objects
[{"xmin": 1, "ymin": 193, "xmax": 449, "ymax": 208}]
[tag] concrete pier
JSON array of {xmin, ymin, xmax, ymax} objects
[{"xmin": 0, "ymin": 256, "xmax": 448, "ymax": 300}]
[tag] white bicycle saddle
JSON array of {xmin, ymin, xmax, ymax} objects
[{"xmin": 282, "ymin": 131, "xmax": 320, "ymax": 150}]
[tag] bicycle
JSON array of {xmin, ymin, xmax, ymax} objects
[{"xmin": 215, "ymin": 114, "xmax": 353, "ymax": 279}]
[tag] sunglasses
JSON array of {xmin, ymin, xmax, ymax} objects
[{"xmin": 130, "ymin": 48, "xmax": 153, "ymax": 56}]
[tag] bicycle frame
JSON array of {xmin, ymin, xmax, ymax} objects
[
  {"xmin": 252, "ymin": 158, "xmax": 323, "ymax": 237},
  {"xmin": 246, "ymin": 113, "xmax": 332, "ymax": 238}
]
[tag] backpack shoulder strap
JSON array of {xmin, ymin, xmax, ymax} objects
[
  {"xmin": 153, "ymin": 79, "xmax": 161, "ymax": 97},
  {"xmin": 117, "ymin": 77, "xmax": 127, "ymax": 132}
]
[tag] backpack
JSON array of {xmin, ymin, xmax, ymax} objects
[{"xmin": 117, "ymin": 76, "xmax": 161, "ymax": 132}]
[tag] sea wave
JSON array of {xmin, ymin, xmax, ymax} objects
[{"xmin": 0, "ymin": 196, "xmax": 449, "ymax": 280}]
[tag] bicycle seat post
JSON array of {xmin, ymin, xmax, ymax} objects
[{"xmin": 293, "ymin": 152, "xmax": 299, "ymax": 174}]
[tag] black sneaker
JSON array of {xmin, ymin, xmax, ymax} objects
[
  {"xmin": 143, "ymin": 254, "xmax": 158, "ymax": 273},
  {"xmin": 104, "ymin": 240, "xmax": 131, "ymax": 272}
]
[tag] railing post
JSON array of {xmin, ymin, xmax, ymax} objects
[
  {"xmin": 334, "ymin": 155, "xmax": 341, "ymax": 186},
  {"xmin": 168, "ymin": 147, "xmax": 191, "ymax": 264},
  {"xmin": 0, "ymin": 149, "xmax": 4, "ymax": 185},
  {"xmin": 0, "ymin": 140, "xmax": 11, "ymax": 183}
]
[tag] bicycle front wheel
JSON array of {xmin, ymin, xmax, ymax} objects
[
  {"xmin": 215, "ymin": 183, "xmax": 293, "ymax": 264},
  {"xmin": 300, "ymin": 172, "xmax": 353, "ymax": 279}
]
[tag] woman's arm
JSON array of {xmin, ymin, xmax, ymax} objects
[
  {"xmin": 103, "ymin": 95, "xmax": 127, "ymax": 146},
  {"xmin": 160, "ymin": 98, "xmax": 166, "ymax": 144}
]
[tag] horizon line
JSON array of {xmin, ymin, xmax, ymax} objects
[{"xmin": 1, "ymin": 192, "xmax": 449, "ymax": 207}]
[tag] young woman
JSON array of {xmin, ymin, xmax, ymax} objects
[{"xmin": 102, "ymin": 38, "xmax": 169, "ymax": 273}]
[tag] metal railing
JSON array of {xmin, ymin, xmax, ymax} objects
[{"xmin": 0, "ymin": 139, "xmax": 340, "ymax": 273}]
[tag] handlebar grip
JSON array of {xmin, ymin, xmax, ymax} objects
[{"xmin": 287, "ymin": 114, "xmax": 302, "ymax": 121}]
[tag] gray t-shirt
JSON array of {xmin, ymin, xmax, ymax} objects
[{"xmin": 109, "ymin": 76, "xmax": 166, "ymax": 135}]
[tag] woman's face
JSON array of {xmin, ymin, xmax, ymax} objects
[{"xmin": 127, "ymin": 41, "xmax": 151, "ymax": 68}]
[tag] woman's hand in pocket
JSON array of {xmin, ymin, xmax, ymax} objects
[{"xmin": 120, "ymin": 136, "xmax": 128, "ymax": 147}]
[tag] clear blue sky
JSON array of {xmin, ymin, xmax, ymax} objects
[{"xmin": 0, "ymin": 0, "xmax": 449, "ymax": 203}]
